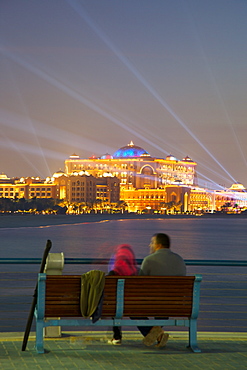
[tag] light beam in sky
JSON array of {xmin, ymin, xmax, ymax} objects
[
  {"xmin": 0, "ymin": 108, "xmax": 113, "ymax": 157},
  {"xmin": 185, "ymin": 2, "xmax": 247, "ymax": 169},
  {"xmin": 3, "ymin": 59, "xmax": 51, "ymax": 176},
  {"xmin": 0, "ymin": 46, "xmax": 236, "ymax": 189},
  {"xmin": 0, "ymin": 136, "xmax": 65, "ymax": 162},
  {"xmin": 99, "ymin": 102, "xmax": 233, "ymax": 187},
  {"xmin": 0, "ymin": 48, "xmax": 174, "ymax": 158},
  {"xmin": 66, "ymin": 0, "xmax": 237, "ymax": 184},
  {"xmin": 1, "ymin": 102, "xmax": 231, "ymax": 190},
  {"xmin": 0, "ymin": 133, "xmax": 46, "ymax": 177}
]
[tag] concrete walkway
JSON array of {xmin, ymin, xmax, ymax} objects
[{"xmin": 0, "ymin": 331, "xmax": 246, "ymax": 370}]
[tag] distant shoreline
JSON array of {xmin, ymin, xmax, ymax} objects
[{"xmin": 0, "ymin": 211, "xmax": 246, "ymax": 228}]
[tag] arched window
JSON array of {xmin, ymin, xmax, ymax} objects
[{"xmin": 141, "ymin": 166, "xmax": 154, "ymax": 186}]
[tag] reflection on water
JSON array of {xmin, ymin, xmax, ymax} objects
[{"xmin": 0, "ymin": 217, "xmax": 247, "ymax": 260}]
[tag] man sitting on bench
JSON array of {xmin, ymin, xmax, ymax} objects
[{"xmin": 138, "ymin": 233, "xmax": 186, "ymax": 348}]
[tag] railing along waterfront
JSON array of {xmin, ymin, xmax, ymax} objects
[
  {"xmin": 1, "ymin": 258, "xmax": 247, "ymax": 266},
  {"xmin": 0, "ymin": 259, "xmax": 246, "ymax": 333}
]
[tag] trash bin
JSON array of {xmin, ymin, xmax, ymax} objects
[{"xmin": 44, "ymin": 252, "xmax": 64, "ymax": 338}]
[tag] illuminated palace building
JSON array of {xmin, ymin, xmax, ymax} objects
[
  {"xmin": 1, "ymin": 141, "xmax": 247, "ymax": 213},
  {"xmin": 64, "ymin": 141, "xmax": 196, "ymax": 213},
  {"xmin": 64, "ymin": 141, "xmax": 247, "ymax": 213}
]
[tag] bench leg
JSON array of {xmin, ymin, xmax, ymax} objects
[
  {"xmin": 35, "ymin": 320, "xmax": 45, "ymax": 354},
  {"xmin": 188, "ymin": 319, "xmax": 201, "ymax": 353}
]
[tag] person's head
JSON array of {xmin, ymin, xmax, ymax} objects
[
  {"xmin": 149, "ymin": 233, "xmax": 170, "ymax": 254},
  {"xmin": 110, "ymin": 244, "xmax": 138, "ymax": 276}
]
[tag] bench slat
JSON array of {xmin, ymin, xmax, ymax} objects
[{"xmin": 44, "ymin": 275, "xmax": 195, "ymax": 318}]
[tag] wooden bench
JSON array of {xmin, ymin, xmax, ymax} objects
[{"xmin": 35, "ymin": 273, "xmax": 202, "ymax": 353}]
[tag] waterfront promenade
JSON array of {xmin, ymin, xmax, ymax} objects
[
  {"xmin": 1, "ymin": 214, "xmax": 247, "ymax": 368},
  {"xmin": 1, "ymin": 331, "xmax": 247, "ymax": 369}
]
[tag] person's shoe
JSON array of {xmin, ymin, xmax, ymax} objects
[
  {"xmin": 155, "ymin": 332, "xmax": 169, "ymax": 348},
  {"xmin": 143, "ymin": 326, "xmax": 163, "ymax": 346},
  {"xmin": 107, "ymin": 338, "xmax": 122, "ymax": 345}
]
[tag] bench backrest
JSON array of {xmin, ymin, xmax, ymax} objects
[{"xmin": 43, "ymin": 275, "xmax": 200, "ymax": 318}]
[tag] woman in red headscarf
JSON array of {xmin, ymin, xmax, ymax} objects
[{"xmin": 108, "ymin": 244, "xmax": 138, "ymax": 345}]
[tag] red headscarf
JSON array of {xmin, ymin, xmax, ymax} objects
[{"xmin": 111, "ymin": 244, "xmax": 138, "ymax": 276}]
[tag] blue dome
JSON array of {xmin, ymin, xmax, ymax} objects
[
  {"xmin": 100, "ymin": 153, "xmax": 113, "ymax": 159},
  {"xmin": 113, "ymin": 142, "xmax": 150, "ymax": 158}
]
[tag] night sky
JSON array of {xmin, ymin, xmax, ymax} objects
[{"xmin": 1, "ymin": 0, "xmax": 247, "ymax": 189}]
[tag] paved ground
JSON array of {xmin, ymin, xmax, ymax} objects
[{"xmin": 0, "ymin": 331, "xmax": 246, "ymax": 370}]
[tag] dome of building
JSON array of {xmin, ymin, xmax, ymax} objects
[
  {"xmin": 101, "ymin": 153, "xmax": 113, "ymax": 159},
  {"xmin": 182, "ymin": 156, "xmax": 194, "ymax": 162},
  {"xmin": 228, "ymin": 183, "xmax": 246, "ymax": 192},
  {"xmin": 69, "ymin": 153, "xmax": 80, "ymax": 159},
  {"xmin": 52, "ymin": 170, "xmax": 66, "ymax": 178},
  {"xmin": 0, "ymin": 173, "xmax": 9, "ymax": 180},
  {"xmin": 113, "ymin": 141, "xmax": 150, "ymax": 158},
  {"xmin": 166, "ymin": 154, "xmax": 177, "ymax": 161}
]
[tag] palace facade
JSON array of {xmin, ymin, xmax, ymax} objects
[
  {"xmin": 65, "ymin": 141, "xmax": 197, "ymax": 189},
  {"xmin": 1, "ymin": 142, "xmax": 247, "ymax": 214}
]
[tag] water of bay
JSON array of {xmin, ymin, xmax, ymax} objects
[
  {"xmin": 1, "ymin": 214, "xmax": 247, "ymax": 261},
  {"xmin": 1, "ymin": 214, "xmax": 246, "ymax": 333}
]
